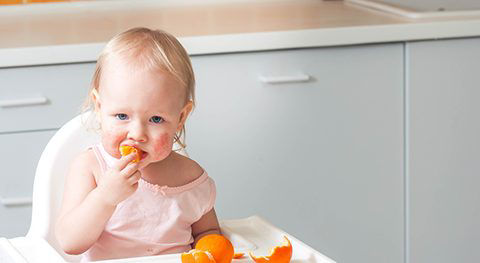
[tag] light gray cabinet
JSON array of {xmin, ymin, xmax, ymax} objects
[
  {"xmin": 0, "ymin": 63, "xmax": 94, "ymax": 133},
  {"xmin": 188, "ymin": 44, "xmax": 404, "ymax": 263},
  {"xmin": 0, "ymin": 62, "xmax": 95, "ymax": 237},
  {"xmin": 0, "ymin": 130, "xmax": 56, "ymax": 237},
  {"xmin": 407, "ymin": 37, "xmax": 480, "ymax": 263}
]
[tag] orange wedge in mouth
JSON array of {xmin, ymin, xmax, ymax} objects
[
  {"xmin": 182, "ymin": 249, "xmax": 216, "ymax": 263},
  {"xmin": 249, "ymin": 236, "xmax": 292, "ymax": 263},
  {"xmin": 119, "ymin": 145, "xmax": 142, "ymax": 163}
]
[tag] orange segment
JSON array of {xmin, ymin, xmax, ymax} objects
[
  {"xmin": 119, "ymin": 145, "xmax": 141, "ymax": 163},
  {"xmin": 195, "ymin": 234, "xmax": 234, "ymax": 263},
  {"xmin": 249, "ymin": 236, "xmax": 292, "ymax": 263},
  {"xmin": 182, "ymin": 249, "xmax": 216, "ymax": 263}
]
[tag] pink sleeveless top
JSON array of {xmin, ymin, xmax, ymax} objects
[{"xmin": 81, "ymin": 144, "xmax": 216, "ymax": 262}]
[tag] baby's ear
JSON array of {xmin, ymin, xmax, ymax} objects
[{"xmin": 177, "ymin": 101, "xmax": 193, "ymax": 130}]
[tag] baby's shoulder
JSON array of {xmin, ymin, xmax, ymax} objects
[
  {"xmin": 70, "ymin": 148, "xmax": 101, "ymax": 180},
  {"xmin": 171, "ymin": 152, "xmax": 204, "ymax": 183},
  {"xmin": 72, "ymin": 149, "xmax": 96, "ymax": 167}
]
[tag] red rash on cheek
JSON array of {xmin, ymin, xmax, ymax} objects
[
  {"xmin": 152, "ymin": 133, "xmax": 173, "ymax": 159},
  {"xmin": 102, "ymin": 129, "xmax": 125, "ymax": 158}
]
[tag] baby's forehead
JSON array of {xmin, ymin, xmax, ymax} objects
[
  {"xmin": 102, "ymin": 53, "xmax": 170, "ymax": 81},
  {"xmin": 101, "ymin": 62, "xmax": 186, "ymax": 101}
]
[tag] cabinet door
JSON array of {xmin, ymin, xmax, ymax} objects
[
  {"xmin": 0, "ymin": 130, "xmax": 56, "ymax": 238},
  {"xmin": 408, "ymin": 37, "xmax": 480, "ymax": 263},
  {"xmin": 0, "ymin": 62, "xmax": 95, "ymax": 133},
  {"xmin": 189, "ymin": 44, "xmax": 404, "ymax": 263}
]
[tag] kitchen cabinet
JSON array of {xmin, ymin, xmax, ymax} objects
[
  {"xmin": 0, "ymin": 130, "xmax": 56, "ymax": 237},
  {"xmin": 188, "ymin": 44, "xmax": 404, "ymax": 263},
  {"xmin": 0, "ymin": 62, "xmax": 95, "ymax": 237},
  {"xmin": 407, "ymin": 37, "xmax": 480, "ymax": 263},
  {"xmin": 0, "ymin": 63, "xmax": 94, "ymax": 133}
]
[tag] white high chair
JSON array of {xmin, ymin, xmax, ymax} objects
[{"xmin": 26, "ymin": 111, "xmax": 100, "ymax": 262}]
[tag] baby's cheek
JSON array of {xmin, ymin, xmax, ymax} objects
[
  {"xmin": 152, "ymin": 133, "xmax": 173, "ymax": 160},
  {"xmin": 102, "ymin": 129, "xmax": 125, "ymax": 158}
]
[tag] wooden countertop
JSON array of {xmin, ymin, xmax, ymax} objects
[{"xmin": 1, "ymin": 0, "xmax": 480, "ymax": 67}]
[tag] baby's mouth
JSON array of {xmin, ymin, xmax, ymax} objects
[
  {"xmin": 132, "ymin": 148, "xmax": 148, "ymax": 161},
  {"xmin": 140, "ymin": 151, "xmax": 148, "ymax": 160}
]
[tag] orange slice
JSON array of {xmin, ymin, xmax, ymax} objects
[
  {"xmin": 182, "ymin": 249, "xmax": 216, "ymax": 263},
  {"xmin": 119, "ymin": 145, "xmax": 141, "ymax": 163},
  {"xmin": 249, "ymin": 236, "xmax": 292, "ymax": 263},
  {"xmin": 195, "ymin": 234, "xmax": 234, "ymax": 263}
]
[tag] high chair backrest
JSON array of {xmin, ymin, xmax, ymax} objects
[
  {"xmin": 26, "ymin": 111, "xmax": 187, "ymax": 262},
  {"xmin": 27, "ymin": 111, "xmax": 99, "ymax": 262}
]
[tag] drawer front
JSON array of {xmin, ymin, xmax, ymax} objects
[
  {"xmin": 0, "ymin": 204, "xmax": 32, "ymax": 238},
  {"xmin": 0, "ymin": 130, "xmax": 56, "ymax": 237},
  {"xmin": 0, "ymin": 63, "xmax": 95, "ymax": 133}
]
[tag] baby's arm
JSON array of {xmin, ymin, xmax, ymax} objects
[
  {"xmin": 55, "ymin": 150, "xmax": 140, "ymax": 254},
  {"xmin": 191, "ymin": 208, "xmax": 222, "ymax": 247}
]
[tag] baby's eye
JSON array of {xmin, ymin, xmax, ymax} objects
[
  {"xmin": 150, "ymin": 116, "xmax": 164, "ymax": 124},
  {"xmin": 115, "ymin": 113, "xmax": 128, "ymax": 120}
]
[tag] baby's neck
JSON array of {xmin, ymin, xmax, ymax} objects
[{"xmin": 139, "ymin": 151, "xmax": 178, "ymax": 186}]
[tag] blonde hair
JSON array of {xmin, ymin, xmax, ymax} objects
[{"xmin": 83, "ymin": 27, "xmax": 195, "ymax": 149}]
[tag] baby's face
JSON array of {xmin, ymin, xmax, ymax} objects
[{"xmin": 95, "ymin": 58, "xmax": 190, "ymax": 166}]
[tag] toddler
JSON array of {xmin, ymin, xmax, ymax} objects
[{"xmin": 55, "ymin": 27, "xmax": 221, "ymax": 262}]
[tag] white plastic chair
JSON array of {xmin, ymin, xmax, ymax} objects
[
  {"xmin": 25, "ymin": 111, "xmax": 187, "ymax": 262},
  {"xmin": 26, "ymin": 111, "xmax": 99, "ymax": 262}
]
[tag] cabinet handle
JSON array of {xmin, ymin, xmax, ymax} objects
[
  {"xmin": 0, "ymin": 96, "xmax": 48, "ymax": 108},
  {"xmin": 0, "ymin": 197, "xmax": 32, "ymax": 207},
  {"xmin": 259, "ymin": 73, "xmax": 310, "ymax": 84}
]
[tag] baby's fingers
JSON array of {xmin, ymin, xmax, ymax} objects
[
  {"xmin": 114, "ymin": 153, "xmax": 138, "ymax": 171},
  {"xmin": 127, "ymin": 171, "xmax": 142, "ymax": 185},
  {"xmin": 120, "ymin": 161, "xmax": 140, "ymax": 178}
]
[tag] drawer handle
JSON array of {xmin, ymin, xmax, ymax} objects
[
  {"xmin": 0, "ymin": 197, "xmax": 32, "ymax": 207},
  {"xmin": 259, "ymin": 73, "xmax": 311, "ymax": 84},
  {"xmin": 0, "ymin": 96, "xmax": 48, "ymax": 108}
]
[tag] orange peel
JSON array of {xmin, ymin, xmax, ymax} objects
[
  {"xmin": 182, "ymin": 249, "xmax": 216, "ymax": 263},
  {"xmin": 195, "ymin": 234, "xmax": 234, "ymax": 263},
  {"xmin": 249, "ymin": 236, "xmax": 292, "ymax": 263},
  {"xmin": 233, "ymin": 253, "xmax": 244, "ymax": 259},
  {"xmin": 119, "ymin": 145, "xmax": 141, "ymax": 163}
]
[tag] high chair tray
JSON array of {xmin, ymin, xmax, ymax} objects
[
  {"xmin": 98, "ymin": 215, "xmax": 336, "ymax": 263},
  {"xmin": 2, "ymin": 236, "xmax": 64, "ymax": 263}
]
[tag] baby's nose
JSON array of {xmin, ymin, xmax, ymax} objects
[{"xmin": 128, "ymin": 122, "xmax": 147, "ymax": 142}]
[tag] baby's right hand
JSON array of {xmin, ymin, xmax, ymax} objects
[{"xmin": 96, "ymin": 153, "xmax": 142, "ymax": 206}]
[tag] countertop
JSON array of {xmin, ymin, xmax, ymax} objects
[{"xmin": 1, "ymin": 0, "xmax": 480, "ymax": 67}]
